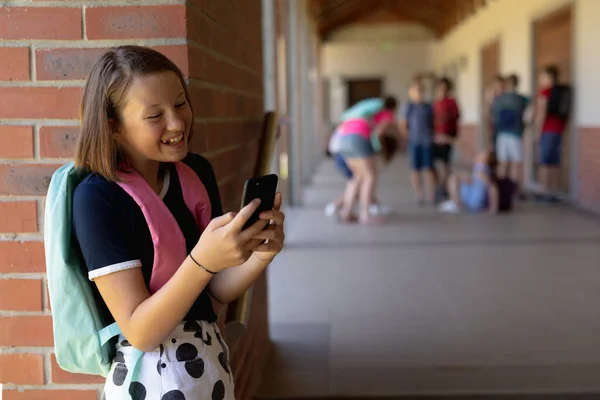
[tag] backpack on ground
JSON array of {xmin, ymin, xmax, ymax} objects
[
  {"xmin": 44, "ymin": 159, "xmax": 212, "ymax": 384},
  {"xmin": 547, "ymin": 84, "xmax": 571, "ymax": 119}
]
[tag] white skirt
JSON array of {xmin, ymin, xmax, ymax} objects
[{"xmin": 102, "ymin": 320, "xmax": 235, "ymax": 400}]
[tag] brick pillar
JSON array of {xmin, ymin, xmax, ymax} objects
[{"xmin": 0, "ymin": 1, "xmax": 266, "ymax": 398}]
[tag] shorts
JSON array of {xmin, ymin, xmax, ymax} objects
[
  {"xmin": 409, "ymin": 143, "xmax": 433, "ymax": 171},
  {"xmin": 334, "ymin": 153, "xmax": 353, "ymax": 179},
  {"xmin": 496, "ymin": 133, "xmax": 523, "ymax": 162},
  {"xmin": 337, "ymin": 133, "xmax": 375, "ymax": 159},
  {"xmin": 102, "ymin": 320, "xmax": 234, "ymax": 399},
  {"xmin": 539, "ymin": 133, "xmax": 562, "ymax": 166},
  {"xmin": 459, "ymin": 182, "xmax": 488, "ymax": 212},
  {"xmin": 432, "ymin": 143, "xmax": 453, "ymax": 164}
]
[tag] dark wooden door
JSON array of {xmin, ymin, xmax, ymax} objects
[
  {"xmin": 481, "ymin": 39, "xmax": 500, "ymax": 149},
  {"xmin": 533, "ymin": 4, "xmax": 572, "ymax": 193},
  {"xmin": 346, "ymin": 78, "xmax": 383, "ymax": 108}
]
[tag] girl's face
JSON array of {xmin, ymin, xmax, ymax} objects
[{"xmin": 115, "ymin": 71, "xmax": 192, "ymax": 167}]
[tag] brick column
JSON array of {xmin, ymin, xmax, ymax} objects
[{"xmin": 0, "ymin": 1, "xmax": 266, "ymax": 399}]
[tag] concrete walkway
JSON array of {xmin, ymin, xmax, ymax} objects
[{"xmin": 257, "ymin": 156, "xmax": 600, "ymax": 398}]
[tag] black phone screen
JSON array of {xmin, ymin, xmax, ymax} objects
[{"xmin": 240, "ymin": 173, "xmax": 278, "ymax": 230}]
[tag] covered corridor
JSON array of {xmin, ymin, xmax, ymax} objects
[
  {"xmin": 1, "ymin": 0, "xmax": 600, "ymax": 399},
  {"xmin": 258, "ymin": 155, "xmax": 600, "ymax": 397}
]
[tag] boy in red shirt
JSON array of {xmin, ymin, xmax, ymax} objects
[
  {"xmin": 432, "ymin": 77, "xmax": 460, "ymax": 199},
  {"xmin": 534, "ymin": 65, "xmax": 568, "ymax": 202}
]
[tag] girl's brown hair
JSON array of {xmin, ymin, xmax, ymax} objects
[{"xmin": 74, "ymin": 45, "xmax": 192, "ymax": 181}]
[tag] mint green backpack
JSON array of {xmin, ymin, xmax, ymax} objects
[{"xmin": 44, "ymin": 162, "xmax": 142, "ymax": 382}]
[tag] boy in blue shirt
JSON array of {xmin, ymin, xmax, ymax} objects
[
  {"xmin": 491, "ymin": 74, "xmax": 528, "ymax": 197},
  {"xmin": 400, "ymin": 80, "xmax": 436, "ymax": 205}
]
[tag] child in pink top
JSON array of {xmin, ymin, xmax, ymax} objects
[{"xmin": 336, "ymin": 96, "xmax": 398, "ymax": 224}]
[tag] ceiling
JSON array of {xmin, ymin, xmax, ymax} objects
[{"xmin": 311, "ymin": 0, "xmax": 491, "ymax": 39}]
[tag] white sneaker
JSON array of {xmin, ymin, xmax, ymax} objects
[
  {"xmin": 369, "ymin": 204, "xmax": 391, "ymax": 216},
  {"xmin": 438, "ymin": 200, "xmax": 460, "ymax": 214},
  {"xmin": 324, "ymin": 202, "xmax": 338, "ymax": 217}
]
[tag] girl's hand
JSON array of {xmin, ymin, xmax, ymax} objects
[
  {"xmin": 191, "ymin": 199, "xmax": 269, "ymax": 273},
  {"xmin": 251, "ymin": 192, "xmax": 285, "ymax": 262}
]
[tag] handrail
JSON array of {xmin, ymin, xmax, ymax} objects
[{"xmin": 223, "ymin": 111, "xmax": 279, "ymax": 340}]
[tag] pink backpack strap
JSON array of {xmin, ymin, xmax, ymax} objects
[
  {"xmin": 116, "ymin": 167, "xmax": 187, "ymax": 294},
  {"xmin": 175, "ymin": 162, "xmax": 212, "ymax": 231},
  {"xmin": 115, "ymin": 162, "xmax": 212, "ymax": 294}
]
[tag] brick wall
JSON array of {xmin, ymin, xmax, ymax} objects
[
  {"xmin": 578, "ymin": 127, "xmax": 600, "ymax": 213},
  {"xmin": 0, "ymin": 1, "xmax": 268, "ymax": 399}
]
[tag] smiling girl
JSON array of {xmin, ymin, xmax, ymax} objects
[{"xmin": 72, "ymin": 45, "xmax": 285, "ymax": 399}]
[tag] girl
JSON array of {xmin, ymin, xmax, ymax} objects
[
  {"xmin": 72, "ymin": 45, "xmax": 285, "ymax": 399},
  {"xmin": 336, "ymin": 96, "xmax": 398, "ymax": 224},
  {"xmin": 437, "ymin": 150, "xmax": 500, "ymax": 214}
]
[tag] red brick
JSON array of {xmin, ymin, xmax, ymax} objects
[
  {"xmin": 0, "ymin": 126, "xmax": 34, "ymax": 159},
  {"xmin": 4, "ymin": 390, "xmax": 98, "ymax": 400},
  {"xmin": 39, "ymin": 126, "xmax": 79, "ymax": 158},
  {"xmin": 0, "ymin": 87, "xmax": 81, "ymax": 119},
  {"xmin": 50, "ymin": 354, "xmax": 105, "ymax": 384},
  {"xmin": 187, "ymin": 6, "xmax": 213, "ymax": 48},
  {"xmin": 189, "ymin": 122, "xmax": 209, "ymax": 154},
  {"xmin": 0, "ymin": 201, "xmax": 38, "ymax": 233},
  {"xmin": 0, "ymin": 47, "xmax": 30, "ymax": 81},
  {"xmin": 0, "ymin": 241, "xmax": 46, "ymax": 273},
  {"xmin": 0, "ymin": 8, "xmax": 81, "ymax": 40},
  {"xmin": 156, "ymin": 45, "xmax": 189, "ymax": 76},
  {"xmin": 0, "ymin": 164, "xmax": 61, "ymax": 196},
  {"xmin": 35, "ymin": 45, "xmax": 188, "ymax": 80},
  {"xmin": 0, "ymin": 279, "xmax": 43, "ymax": 311},
  {"xmin": 0, "ymin": 353, "xmax": 44, "ymax": 385},
  {"xmin": 0, "ymin": 316, "xmax": 54, "ymax": 346},
  {"xmin": 86, "ymin": 5, "xmax": 186, "ymax": 40}
]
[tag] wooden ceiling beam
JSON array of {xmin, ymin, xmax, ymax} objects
[
  {"xmin": 314, "ymin": 0, "xmax": 490, "ymax": 40},
  {"xmin": 318, "ymin": 0, "xmax": 383, "ymax": 37},
  {"xmin": 386, "ymin": 0, "xmax": 443, "ymax": 37}
]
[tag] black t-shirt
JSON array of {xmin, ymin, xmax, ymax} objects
[{"xmin": 72, "ymin": 153, "xmax": 222, "ymax": 323}]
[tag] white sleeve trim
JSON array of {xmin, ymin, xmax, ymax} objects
[{"xmin": 88, "ymin": 260, "xmax": 142, "ymax": 281}]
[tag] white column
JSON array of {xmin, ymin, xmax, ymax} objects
[{"xmin": 287, "ymin": 0, "xmax": 303, "ymax": 206}]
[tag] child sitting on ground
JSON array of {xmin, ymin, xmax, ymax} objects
[{"xmin": 438, "ymin": 150, "xmax": 501, "ymax": 214}]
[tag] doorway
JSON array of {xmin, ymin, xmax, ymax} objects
[
  {"xmin": 531, "ymin": 4, "xmax": 573, "ymax": 195},
  {"xmin": 346, "ymin": 78, "xmax": 383, "ymax": 109},
  {"xmin": 480, "ymin": 39, "xmax": 501, "ymax": 150}
]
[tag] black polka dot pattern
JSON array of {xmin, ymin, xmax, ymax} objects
[
  {"xmin": 218, "ymin": 352, "xmax": 230, "ymax": 374},
  {"xmin": 215, "ymin": 331, "xmax": 231, "ymax": 379},
  {"xmin": 212, "ymin": 380, "xmax": 225, "ymax": 400},
  {"xmin": 194, "ymin": 330, "xmax": 212, "ymax": 345},
  {"xmin": 129, "ymin": 381, "xmax": 147, "ymax": 400},
  {"xmin": 176, "ymin": 343, "xmax": 198, "ymax": 362},
  {"xmin": 114, "ymin": 351, "xmax": 125, "ymax": 363},
  {"xmin": 157, "ymin": 359, "xmax": 163, "ymax": 375},
  {"xmin": 121, "ymin": 340, "xmax": 131, "ymax": 347},
  {"xmin": 183, "ymin": 321, "xmax": 201, "ymax": 332},
  {"xmin": 161, "ymin": 389, "xmax": 186, "ymax": 400},
  {"xmin": 112, "ymin": 363, "xmax": 128, "ymax": 386},
  {"xmin": 171, "ymin": 338, "xmax": 177, "ymax": 344},
  {"xmin": 185, "ymin": 358, "xmax": 204, "ymax": 379},
  {"xmin": 160, "ymin": 344, "xmax": 164, "ymax": 357}
]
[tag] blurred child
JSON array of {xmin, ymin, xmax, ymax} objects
[
  {"xmin": 400, "ymin": 80, "xmax": 436, "ymax": 205},
  {"xmin": 438, "ymin": 150, "xmax": 500, "ymax": 214}
]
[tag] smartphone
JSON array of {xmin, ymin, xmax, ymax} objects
[{"xmin": 240, "ymin": 173, "xmax": 279, "ymax": 230}]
